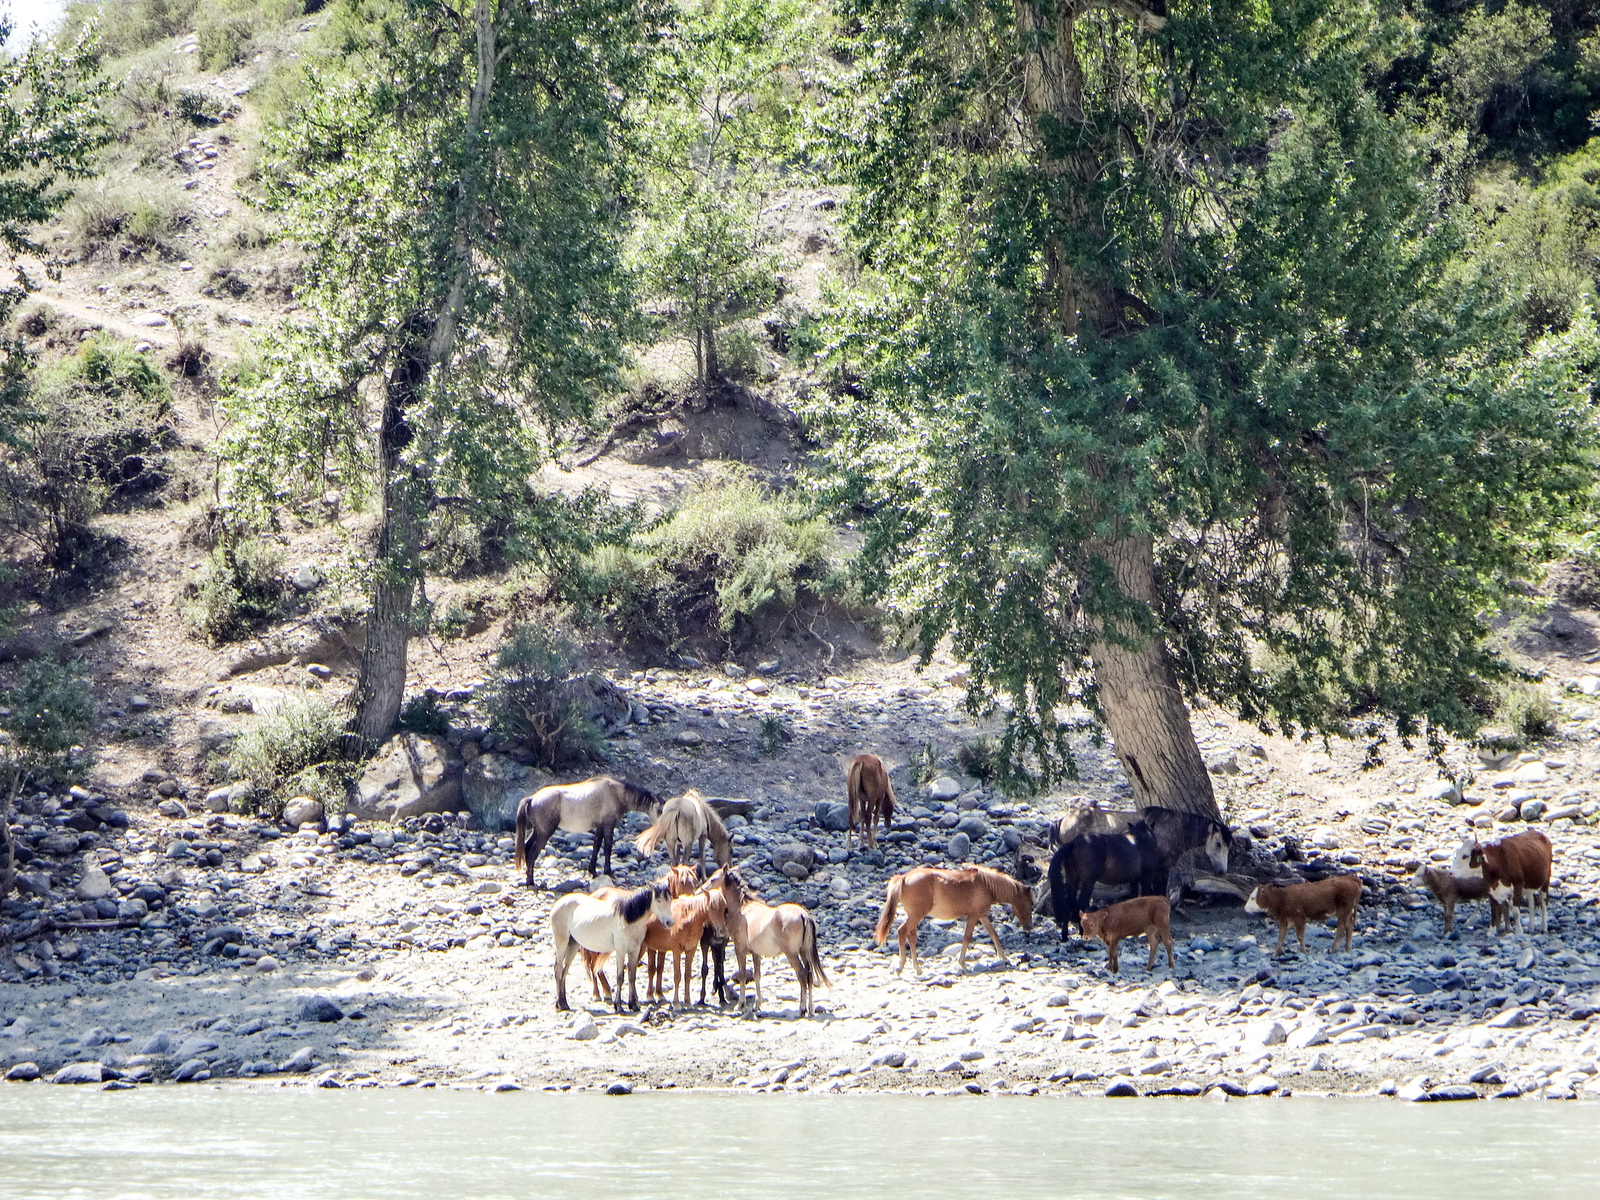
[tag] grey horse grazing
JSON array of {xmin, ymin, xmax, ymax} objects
[
  {"xmin": 513, "ymin": 776, "xmax": 660, "ymax": 883},
  {"xmin": 1051, "ymin": 803, "xmax": 1233, "ymax": 899}
]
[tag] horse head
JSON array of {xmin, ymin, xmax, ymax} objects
[
  {"xmin": 650, "ymin": 880, "xmax": 676, "ymax": 927},
  {"xmin": 1011, "ymin": 879, "xmax": 1034, "ymax": 931},
  {"xmin": 1203, "ymin": 823, "xmax": 1232, "ymax": 873}
]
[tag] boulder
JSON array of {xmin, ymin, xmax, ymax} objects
[
  {"xmin": 51, "ymin": 1062, "xmax": 105, "ymax": 1085},
  {"xmin": 947, "ymin": 832, "xmax": 972, "ymax": 861},
  {"xmin": 813, "ymin": 801, "xmax": 850, "ymax": 833},
  {"xmin": 281, "ymin": 796, "xmax": 324, "ymax": 829},
  {"xmin": 299, "ymin": 995, "xmax": 344, "ymax": 1023},
  {"xmin": 1518, "ymin": 798, "xmax": 1547, "ymax": 822},
  {"xmin": 461, "ymin": 753, "xmax": 551, "ymax": 831},
  {"xmin": 350, "ymin": 733, "xmax": 463, "ymax": 823},
  {"xmin": 1512, "ymin": 761, "xmax": 1550, "ymax": 785},
  {"xmin": 74, "ymin": 868, "xmax": 113, "ymax": 900},
  {"xmin": 770, "ymin": 844, "xmax": 816, "ymax": 875},
  {"xmin": 926, "ymin": 776, "xmax": 962, "ymax": 801},
  {"xmin": 5, "ymin": 1062, "xmax": 40, "ymax": 1081}
]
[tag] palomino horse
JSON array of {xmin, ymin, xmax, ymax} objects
[
  {"xmin": 634, "ymin": 789, "xmax": 732, "ymax": 876},
  {"xmin": 582, "ymin": 865, "xmax": 697, "ymax": 1003},
  {"xmin": 550, "ymin": 879, "xmax": 675, "ymax": 1013},
  {"xmin": 873, "ymin": 865, "xmax": 1034, "ymax": 975},
  {"xmin": 1048, "ymin": 823, "xmax": 1164, "ymax": 938},
  {"xmin": 846, "ymin": 753, "xmax": 895, "ymax": 852},
  {"xmin": 513, "ymin": 775, "xmax": 660, "ymax": 883},
  {"xmin": 1051, "ymin": 804, "xmax": 1232, "ymax": 900},
  {"xmin": 711, "ymin": 867, "xmax": 830, "ymax": 1017}
]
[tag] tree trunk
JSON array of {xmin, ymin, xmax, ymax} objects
[
  {"xmin": 0, "ymin": 791, "xmax": 16, "ymax": 902},
  {"xmin": 349, "ymin": 347, "xmax": 426, "ymax": 749},
  {"xmin": 1086, "ymin": 533, "xmax": 1220, "ymax": 821}
]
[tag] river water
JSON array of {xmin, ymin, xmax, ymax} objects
[{"xmin": 3, "ymin": 1089, "xmax": 1598, "ymax": 1200}]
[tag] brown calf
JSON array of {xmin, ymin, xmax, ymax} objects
[
  {"xmin": 1470, "ymin": 830, "xmax": 1552, "ymax": 935},
  {"xmin": 1245, "ymin": 875, "xmax": 1361, "ymax": 954},
  {"xmin": 1079, "ymin": 895, "xmax": 1174, "ymax": 974},
  {"xmin": 1412, "ymin": 865, "xmax": 1509, "ymax": 936}
]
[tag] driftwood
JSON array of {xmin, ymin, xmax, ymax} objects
[
  {"xmin": 703, "ymin": 797, "xmax": 756, "ymax": 820},
  {"xmin": 2, "ymin": 914, "xmax": 145, "ymax": 945}
]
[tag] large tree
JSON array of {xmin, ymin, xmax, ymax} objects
[
  {"xmin": 221, "ymin": 0, "xmax": 655, "ymax": 746},
  {"xmin": 815, "ymin": 0, "xmax": 1598, "ymax": 815}
]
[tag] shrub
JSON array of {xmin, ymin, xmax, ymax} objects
[
  {"xmin": 579, "ymin": 471, "xmax": 832, "ymax": 649},
  {"xmin": 197, "ymin": 14, "xmax": 253, "ymax": 70},
  {"xmin": 178, "ymin": 537, "xmax": 285, "ymax": 643},
  {"xmin": 1495, "ymin": 681, "xmax": 1558, "ymax": 744},
  {"xmin": 1, "ymin": 658, "xmax": 95, "ymax": 896},
  {"xmin": 229, "ymin": 694, "xmax": 349, "ymax": 817},
  {"xmin": 0, "ymin": 335, "xmax": 173, "ymax": 571},
  {"xmin": 64, "ymin": 181, "xmax": 187, "ymax": 257},
  {"xmin": 480, "ymin": 623, "xmax": 605, "ymax": 769},
  {"xmin": 957, "ymin": 736, "xmax": 998, "ymax": 783},
  {"xmin": 398, "ymin": 691, "xmax": 450, "ymax": 736},
  {"xmin": 909, "ymin": 739, "xmax": 941, "ymax": 786},
  {"xmin": 759, "ymin": 713, "xmax": 792, "ymax": 757}
]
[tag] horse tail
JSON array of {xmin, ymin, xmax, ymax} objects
[
  {"xmin": 635, "ymin": 812, "xmax": 667, "ymax": 857},
  {"xmin": 802, "ymin": 913, "xmax": 830, "ymax": 989},
  {"xmin": 1048, "ymin": 844, "xmax": 1070, "ymax": 933},
  {"xmin": 874, "ymin": 875, "xmax": 903, "ymax": 947},
  {"xmin": 513, "ymin": 799, "xmax": 528, "ymax": 871}
]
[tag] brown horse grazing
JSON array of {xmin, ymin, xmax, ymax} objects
[
  {"xmin": 634, "ymin": 790, "xmax": 732, "ymax": 876},
  {"xmin": 583, "ymin": 865, "xmax": 697, "ymax": 1002},
  {"xmin": 846, "ymin": 754, "xmax": 895, "ymax": 852},
  {"xmin": 874, "ymin": 865, "xmax": 1034, "ymax": 975},
  {"xmin": 710, "ymin": 867, "xmax": 830, "ymax": 1017},
  {"xmin": 513, "ymin": 775, "xmax": 660, "ymax": 883}
]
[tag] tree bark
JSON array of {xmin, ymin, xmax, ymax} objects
[
  {"xmin": 348, "ymin": 0, "xmax": 499, "ymax": 749},
  {"xmin": 1086, "ymin": 533, "xmax": 1220, "ymax": 821}
]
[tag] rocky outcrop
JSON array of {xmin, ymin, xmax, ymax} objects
[
  {"xmin": 349, "ymin": 734, "xmax": 462, "ymax": 823},
  {"xmin": 461, "ymin": 753, "xmax": 552, "ymax": 831}
]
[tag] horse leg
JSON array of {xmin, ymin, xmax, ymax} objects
[
  {"xmin": 554, "ymin": 939, "xmax": 577, "ymax": 1011},
  {"xmin": 979, "ymin": 911, "xmax": 1006, "ymax": 965},
  {"xmin": 524, "ymin": 827, "xmax": 553, "ymax": 887},
  {"xmin": 958, "ymin": 916, "xmax": 976, "ymax": 973},
  {"xmin": 896, "ymin": 919, "xmax": 912, "ymax": 976},
  {"xmin": 751, "ymin": 954, "xmax": 763, "ymax": 1016},
  {"xmin": 785, "ymin": 950, "xmax": 807, "ymax": 1017}
]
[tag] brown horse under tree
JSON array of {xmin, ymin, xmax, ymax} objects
[{"xmin": 846, "ymin": 754, "xmax": 895, "ymax": 852}]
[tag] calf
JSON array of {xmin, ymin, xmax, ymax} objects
[
  {"xmin": 1470, "ymin": 830, "xmax": 1552, "ymax": 935},
  {"xmin": 1244, "ymin": 875, "xmax": 1361, "ymax": 954},
  {"xmin": 1412, "ymin": 865, "xmax": 1509, "ymax": 936},
  {"xmin": 1079, "ymin": 895, "xmax": 1174, "ymax": 974}
]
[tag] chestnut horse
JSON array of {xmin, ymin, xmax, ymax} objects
[
  {"xmin": 513, "ymin": 775, "xmax": 660, "ymax": 883},
  {"xmin": 874, "ymin": 865, "xmax": 1034, "ymax": 974},
  {"xmin": 846, "ymin": 753, "xmax": 895, "ymax": 852},
  {"xmin": 582, "ymin": 865, "xmax": 697, "ymax": 1002}
]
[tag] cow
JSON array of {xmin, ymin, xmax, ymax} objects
[
  {"xmin": 1468, "ymin": 830, "xmax": 1552, "ymax": 935},
  {"xmin": 1079, "ymin": 895, "xmax": 1174, "ymax": 974},
  {"xmin": 1412, "ymin": 865, "xmax": 1509, "ymax": 936},
  {"xmin": 1244, "ymin": 875, "xmax": 1362, "ymax": 954}
]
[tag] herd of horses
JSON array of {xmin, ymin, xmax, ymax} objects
[{"xmin": 508, "ymin": 756, "xmax": 1244, "ymax": 1015}]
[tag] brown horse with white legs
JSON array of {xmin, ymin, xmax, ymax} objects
[
  {"xmin": 513, "ymin": 775, "xmax": 660, "ymax": 883},
  {"xmin": 874, "ymin": 865, "xmax": 1034, "ymax": 975},
  {"xmin": 846, "ymin": 754, "xmax": 895, "ymax": 852},
  {"xmin": 711, "ymin": 867, "xmax": 830, "ymax": 1017},
  {"xmin": 634, "ymin": 790, "xmax": 732, "ymax": 876}
]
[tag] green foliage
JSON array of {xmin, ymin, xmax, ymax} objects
[
  {"xmin": 63, "ymin": 179, "xmax": 187, "ymax": 256},
  {"xmin": 578, "ymin": 471, "xmax": 832, "ymax": 648},
  {"xmin": 398, "ymin": 691, "xmax": 450, "ymax": 736},
  {"xmin": 0, "ymin": 335, "xmax": 172, "ymax": 571},
  {"xmin": 1, "ymin": 658, "xmax": 96, "ymax": 785},
  {"xmin": 628, "ymin": 0, "xmax": 809, "ymax": 391},
  {"xmin": 814, "ymin": 0, "xmax": 1600, "ymax": 789},
  {"xmin": 177, "ymin": 537, "xmax": 286, "ymax": 643},
  {"xmin": 1495, "ymin": 680, "xmax": 1559, "ymax": 743},
  {"xmin": 229, "ymin": 694, "xmax": 350, "ymax": 817},
  {"xmin": 480, "ymin": 623, "xmax": 605, "ymax": 769},
  {"xmin": 956, "ymin": 736, "xmax": 998, "ymax": 784},
  {"xmin": 908, "ymin": 739, "xmax": 939, "ymax": 787},
  {"xmin": 758, "ymin": 713, "xmax": 791, "ymax": 756}
]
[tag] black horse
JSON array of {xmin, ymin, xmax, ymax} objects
[
  {"xmin": 1048, "ymin": 822, "xmax": 1166, "ymax": 938},
  {"xmin": 1051, "ymin": 805, "xmax": 1233, "ymax": 899}
]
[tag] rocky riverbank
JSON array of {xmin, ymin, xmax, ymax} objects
[{"xmin": 8, "ymin": 656, "xmax": 1600, "ymax": 1101}]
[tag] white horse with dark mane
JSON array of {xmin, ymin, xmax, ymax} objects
[{"xmin": 550, "ymin": 879, "xmax": 674, "ymax": 1013}]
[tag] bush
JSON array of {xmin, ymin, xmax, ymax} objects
[
  {"xmin": 909, "ymin": 739, "xmax": 940, "ymax": 786},
  {"xmin": 398, "ymin": 691, "xmax": 450, "ymax": 736},
  {"xmin": 759, "ymin": 713, "xmax": 792, "ymax": 757},
  {"xmin": 1495, "ymin": 681, "xmax": 1558, "ymax": 744},
  {"xmin": 0, "ymin": 335, "xmax": 173, "ymax": 571},
  {"xmin": 957, "ymin": 736, "xmax": 998, "ymax": 783},
  {"xmin": 229, "ymin": 694, "xmax": 349, "ymax": 817},
  {"xmin": 178, "ymin": 538, "xmax": 285, "ymax": 643},
  {"xmin": 578, "ymin": 471, "xmax": 832, "ymax": 649},
  {"xmin": 480, "ymin": 623, "xmax": 605, "ymax": 770},
  {"xmin": 64, "ymin": 181, "xmax": 187, "ymax": 257},
  {"xmin": 197, "ymin": 15, "xmax": 253, "ymax": 70},
  {"xmin": 1, "ymin": 658, "xmax": 96, "ymax": 895}
]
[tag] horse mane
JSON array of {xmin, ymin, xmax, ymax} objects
[
  {"xmin": 969, "ymin": 864, "xmax": 1027, "ymax": 904},
  {"xmin": 672, "ymin": 892, "xmax": 713, "ymax": 924},
  {"xmin": 622, "ymin": 779, "xmax": 658, "ymax": 809},
  {"xmin": 620, "ymin": 886, "xmax": 656, "ymax": 923}
]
